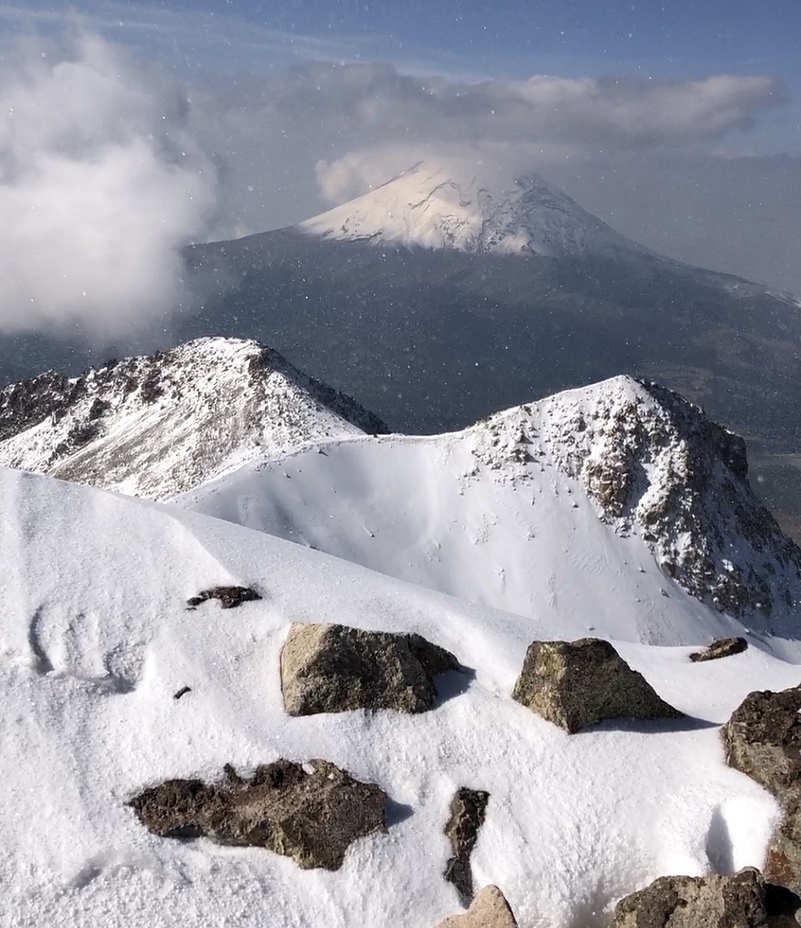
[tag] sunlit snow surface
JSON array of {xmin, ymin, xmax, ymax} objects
[
  {"xmin": 2, "ymin": 465, "xmax": 800, "ymax": 927},
  {"xmin": 299, "ymin": 160, "xmax": 646, "ymax": 257}
]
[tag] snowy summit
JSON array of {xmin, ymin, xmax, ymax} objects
[
  {"xmin": 0, "ymin": 337, "xmax": 387, "ymax": 500},
  {"xmin": 299, "ymin": 160, "xmax": 644, "ymax": 256}
]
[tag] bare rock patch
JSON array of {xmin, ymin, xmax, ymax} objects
[
  {"xmin": 187, "ymin": 586, "xmax": 262, "ymax": 609},
  {"xmin": 443, "ymin": 787, "xmax": 490, "ymax": 903},
  {"xmin": 689, "ymin": 636, "xmax": 748, "ymax": 662},
  {"xmin": 128, "ymin": 758, "xmax": 387, "ymax": 870}
]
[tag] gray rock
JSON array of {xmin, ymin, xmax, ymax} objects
[
  {"xmin": 444, "ymin": 787, "xmax": 491, "ymax": 903},
  {"xmin": 186, "ymin": 586, "xmax": 262, "ymax": 609},
  {"xmin": 611, "ymin": 868, "xmax": 800, "ymax": 927},
  {"xmin": 722, "ymin": 686, "xmax": 801, "ymax": 894},
  {"xmin": 280, "ymin": 622, "xmax": 462, "ymax": 716},
  {"xmin": 434, "ymin": 885, "xmax": 518, "ymax": 928},
  {"xmin": 689, "ymin": 637, "xmax": 749, "ymax": 662},
  {"xmin": 128, "ymin": 758, "xmax": 387, "ymax": 870},
  {"xmin": 512, "ymin": 638, "xmax": 683, "ymax": 734}
]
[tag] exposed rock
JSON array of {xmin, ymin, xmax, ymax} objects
[
  {"xmin": 280, "ymin": 623, "xmax": 462, "ymax": 716},
  {"xmin": 610, "ymin": 867, "xmax": 800, "ymax": 927},
  {"xmin": 443, "ymin": 788, "xmax": 491, "ymax": 903},
  {"xmin": 186, "ymin": 586, "xmax": 262, "ymax": 609},
  {"xmin": 128, "ymin": 759, "xmax": 387, "ymax": 870},
  {"xmin": 172, "ymin": 686, "xmax": 191, "ymax": 701},
  {"xmin": 689, "ymin": 636, "xmax": 749, "ymax": 662},
  {"xmin": 722, "ymin": 685, "xmax": 801, "ymax": 894},
  {"xmin": 512, "ymin": 638, "xmax": 684, "ymax": 734},
  {"xmin": 434, "ymin": 885, "xmax": 518, "ymax": 928}
]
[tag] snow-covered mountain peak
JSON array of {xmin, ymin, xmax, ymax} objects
[
  {"xmin": 299, "ymin": 160, "xmax": 641, "ymax": 256},
  {"xmin": 0, "ymin": 336, "xmax": 387, "ymax": 500},
  {"xmin": 469, "ymin": 375, "xmax": 801, "ymax": 621}
]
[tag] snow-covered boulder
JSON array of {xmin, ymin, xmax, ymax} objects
[
  {"xmin": 512, "ymin": 638, "xmax": 684, "ymax": 733},
  {"xmin": 280, "ymin": 622, "xmax": 462, "ymax": 716}
]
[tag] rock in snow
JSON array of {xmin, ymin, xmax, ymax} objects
[
  {"xmin": 690, "ymin": 636, "xmax": 749, "ymax": 663},
  {"xmin": 443, "ymin": 787, "xmax": 491, "ymax": 903},
  {"xmin": 512, "ymin": 638, "xmax": 684, "ymax": 733},
  {"xmin": 128, "ymin": 759, "xmax": 387, "ymax": 870},
  {"xmin": 434, "ymin": 885, "xmax": 519, "ymax": 928},
  {"xmin": 280, "ymin": 622, "xmax": 462, "ymax": 716},
  {"xmin": 610, "ymin": 867, "xmax": 799, "ymax": 927},
  {"xmin": 722, "ymin": 686, "xmax": 801, "ymax": 893}
]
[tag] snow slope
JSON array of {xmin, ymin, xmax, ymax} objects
[
  {"xmin": 299, "ymin": 160, "xmax": 645, "ymax": 257},
  {"xmin": 181, "ymin": 376, "xmax": 801, "ymax": 645},
  {"xmin": 0, "ymin": 337, "xmax": 387, "ymax": 500},
  {"xmin": 2, "ymin": 465, "xmax": 800, "ymax": 928}
]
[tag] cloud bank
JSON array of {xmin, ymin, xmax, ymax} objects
[{"xmin": 0, "ymin": 33, "xmax": 217, "ymax": 337}]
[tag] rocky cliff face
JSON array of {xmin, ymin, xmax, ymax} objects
[
  {"xmin": 469, "ymin": 375, "xmax": 801, "ymax": 622},
  {"xmin": 0, "ymin": 337, "xmax": 387, "ymax": 499}
]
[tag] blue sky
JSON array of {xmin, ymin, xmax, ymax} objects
[{"xmin": 2, "ymin": 0, "xmax": 797, "ymax": 150}]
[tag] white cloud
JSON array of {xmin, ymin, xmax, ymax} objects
[{"xmin": 0, "ymin": 32, "xmax": 217, "ymax": 337}]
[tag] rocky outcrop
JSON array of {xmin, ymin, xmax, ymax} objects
[
  {"xmin": 128, "ymin": 759, "xmax": 387, "ymax": 870},
  {"xmin": 512, "ymin": 638, "xmax": 684, "ymax": 734},
  {"xmin": 434, "ymin": 885, "xmax": 518, "ymax": 928},
  {"xmin": 0, "ymin": 337, "xmax": 389, "ymax": 500},
  {"xmin": 722, "ymin": 686, "xmax": 801, "ymax": 893},
  {"xmin": 280, "ymin": 623, "xmax": 462, "ymax": 716},
  {"xmin": 689, "ymin": 636, "xmax": 749, "ymax": 662},
  {"xmin": 443, "ymin": 788, "xmax": 490, "ymax": 903},
  {"xmin": 610, "ymin": 867, "xmax": 800, "ymax": 927},
  {"xmin": 186, "ymin": 586, "xmax": 262, "ymax": 609},
  {"xmin": 527, "ymin": 376, "xmax": 801, "ymax": 621}
]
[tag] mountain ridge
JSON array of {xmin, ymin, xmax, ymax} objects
[{"xmin": 0, "ymin": 336, "xmax": 388, "ymax": 500}]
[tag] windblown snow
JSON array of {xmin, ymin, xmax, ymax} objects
[
  {"xmin": 1, "ymin": 465, "xmax": 799, "ymax": 928},
  {"xmin": 299, "ymin": 160, "xmax": 645, "ymax": 257}
]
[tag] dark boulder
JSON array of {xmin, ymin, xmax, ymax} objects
[
  {"xmin": 722, "ymin": 685, "xmax": 801, "ymax": 894},
  {"xmin": 512, "ymin": 638, "xmax": 684, "ymax": 734},
  {"xmin": 443, "ymin": 787, "xmax": 491, "ymax": 903},
  {"xmin": 611, "ymin": 867, "xmax": 800, "ymax": 927},
  {"xmin": 186, "ymin": 586, "xmax": 262, "ymax": 609},
  {"xmin": 128, "ymin": 759, "xmax": 387, "ymax": 870},
  {"xmin": 689, "ymin": 637, "xmax": 749, "ymax": 662}
]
